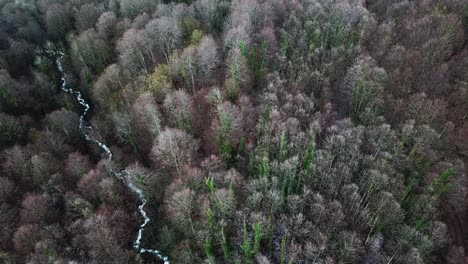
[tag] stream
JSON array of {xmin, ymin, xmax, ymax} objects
[{"xmin": 51, "ymin": 50, "xmax": 170, "ymax": 264}]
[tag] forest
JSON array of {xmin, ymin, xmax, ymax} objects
[{"xmin": 0, "ymin": 0, "xmax": 467, "ymax": 263}]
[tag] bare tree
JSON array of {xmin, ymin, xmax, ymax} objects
[
  {"xmin": 0, "ymin": 69, "xmax": 30, "ymax": 113},
  {"xmin": 20, "ymin": 193, "xmax": 53, "ymax": 225},
  {"xmin": 93, "ymin": 64, "xmax": 124, "ymax": 108},
  {"xmin": 163, "ymin": 90, "xmax": 195, "ymax": 132},
  {"xmin": 96, "ymin": 11, "xmax": 118, "ymax": 40},
  {"xmin": 44, "ymin": 108, "xmax": 81, "ymax": 145},
  {"xmin": 74, "ymin": 3, "xmax": 105, "ymax": 32},
  {"xmin": 64, "ymin": 152, "xmax": 91, "ymax": 185},
  {"xmin": 145, "ymin": 16, "xmax": 182, "ymax": 64},
  {"xmin": 2, "ymin": 146, "xmax": 31, "ymax": 183},
  {"xmin": 112, "ymin": 111, "xmax": 145, "ymax": 161},
  {"xmin": 117, "ymin": 28, "xmax": 152, "ymax": 74},
  {"xmin": 72, "ymin": 29, "xmax": 112, "ymax": 74},
  {"xmin": 13, "ymin": 224, "xmax": 41, "ymax": 256},
  {"xmin": 178, "ymin": 46, "xmax": 198, "ymax": 93},
  {"xmin": 0, "ymin": 203, "xmax": 17, "ymax": 251},
  {"xmin": 0, "ymin": 177, "xmax": 15, "ymax": 203},
  {"xmin": 165, "ymin": 187, "xmax": 196, "ymax": 234},
  {"xmin": 197, "ymin": 35, "xmax": 220, "ymax": 85},
  {"xmin": 119, "ymin": 0, "xmax": 155, "ymax": 18},
  {"xmin": 132, "ymin": 92, "xmax": 162, "ymax": 140},
  {"xmin": 151, "ymin": 128, "xmax": 199, "ymax": 175},
  {"xmin": 84, "ymin": 208, "xmax": 135, "ymax": 262},
  {"xmin": 45, "ymin": 4, "xmax": 72, "ymax": 40},
  {"xmin": 0, "ymin": 113, "xmax": 27, "ymax": 149}
]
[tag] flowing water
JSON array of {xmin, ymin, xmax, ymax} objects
[{"xmin": 51, "ymin": 50, "xmax": 169, "ymax": 264}]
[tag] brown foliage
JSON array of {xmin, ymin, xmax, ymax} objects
[
  {"xmin": 83, "ymin": 207, "xmax": 135, "ymax": 263},
  {"xmin": 20, "ymin": 193, "xmax": 54, "ymax": 225},
  {"xmin": 13, "ymin": 224, "xmax": 41, "ymax": 257}
]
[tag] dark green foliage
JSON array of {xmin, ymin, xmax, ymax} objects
[
  {"xmin": 220, "ymin": 225, "xmax": 231, "ymax": 263},
  {"xmin": 205, "ymin": 176, "xmax": 215, "ymax": 195},
  {"xmin": 279, "ymin": 235, "xmax": 288, "ymax": 264},
  {"xmin": 427, "ymin": 168, "xmax": 456, "ymax": 197},
  {"xmin": 252, "ymin": 221, "xmax": 263, "ymax": 255},
  {"xmin": 0, "ymin": 113, "xmax": 27, "ymax": 148},
  {"xmin": 350, "ymin": 78, "xmax": 376, "ymax": 121},
  {"xmin": 239, "ymin": 40, "xmax": 269, "ymax": 89},
  {"xmin": 278, "ymin": 130, "xmax": 287, "ymax": 162},
  {"xmin": 401, "ymin": 153, "xmax": 433, "ymax": 210},
  {"xmin": 241, "ymin": 219, "xmax": 253, "ymax": 263},
  {"xmin": 302, "ymin": 135, "xmax": 316, "ymax": 176},
  {"xmin": 207, "ymin": 1, "xmax": 230, "ymax": 37}
]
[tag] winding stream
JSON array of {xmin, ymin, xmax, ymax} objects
[{"xmin": 51, "ymin": 50, "xmax": 170, "ymax": 264}]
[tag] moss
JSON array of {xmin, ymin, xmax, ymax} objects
[{"xmin": 146, "ymin": 64, "xmax": 173, "ymax": 102}]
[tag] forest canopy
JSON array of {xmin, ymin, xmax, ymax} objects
[{"xmin": 0, "ymin": 0, "xmax": 467, "ymax": 263}]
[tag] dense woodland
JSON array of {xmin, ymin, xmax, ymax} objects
[{"xmin": 0, "ymin": 0, "xmax": 467, "ymax": 263}]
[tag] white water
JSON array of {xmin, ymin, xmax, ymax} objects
[{"xmin": 51, "ymin": 50, "xmax": 169, "ymax": 264}]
